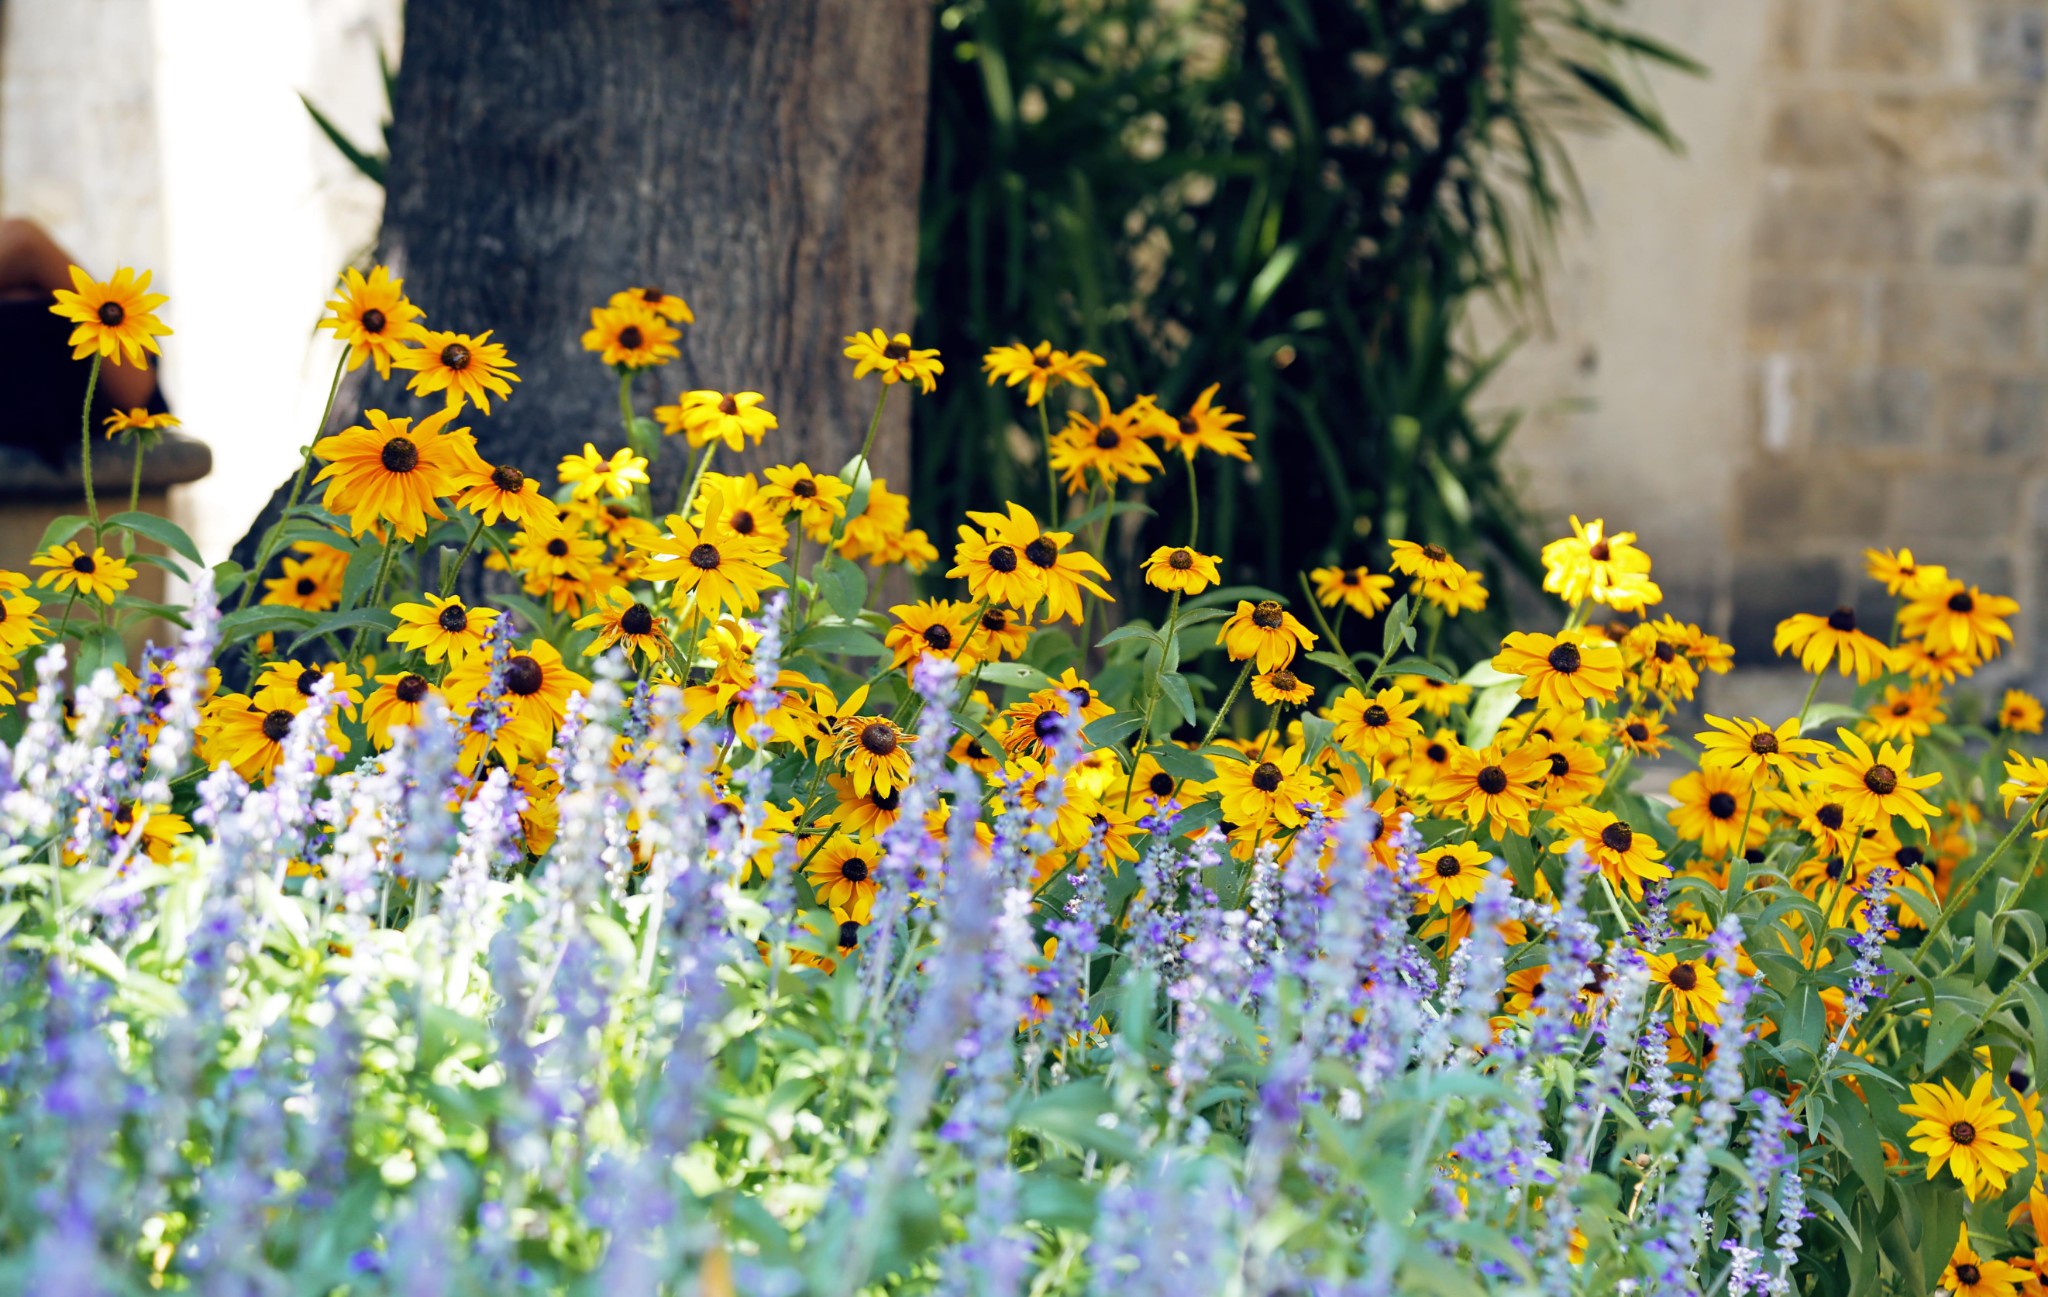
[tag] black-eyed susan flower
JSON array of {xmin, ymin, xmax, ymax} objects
[
  {"xmin": 260, "ymin": 553, "xmax": 343, "ymax": 612},
  {"xmin": 1938, "ymin": 1224, "xmax": 2026, "ymax": 1295},
  {"xmin": 1859, "ymin": 682, "xmax": 1945, "ymax": 744},
  {"xmin": 1220, "ymin": 600, "xmax": 1315, "ymax": 673},
  {"xmin": 1492, "ymin": 631, "xmax": 1625, "ymax": 711},
  {"xmin": 838, "ymin": 478, "xmax": 916, "ymax": 565},
  {"xmin": 252, "ymin": 660, "xmax": 364, "ymax": 719},
  {"xmin": 948, "ymin": 728, "xmax": 1004, "ymax": 778},
  {"xmin": 2001, "ymin": 689, "xmax": 2045, "ymax": 734},
  {"xmin": 1390, "ymin": 728, "xmax": 1459, "ymax": 795},
  {"xmin": 806, "ymin": 840, "xmax": 882, "ymax": 922},
  {"xmin": 760, "ymin": 463, "xmax": 851, "ymax": 541},
  {"xmin": 397, "ymin": 328, "xmax": 519, "ymax": 413},
  {"xmin": 654, "ymin": 390, "xmax": 778, "ymax": 452},
  {"xmin": 198, "ymin": 693, "xmax": 349, "ymax": 784},
  {"xmin": 1329, "ymin": 684, "xmax": 1421, "ymax": 761},
  {"xmin": 1903, "ymin": 1075, "xmax": 2031, "ymax": 1201},
  {"xmin": 1251, "ymin": 668, "xmax": 1314, "ymax": 707},
  {"xmin": 968, "ymin": 605, "xmax": 1031, "ymax": 662},
  {"xmin": 101, "ymin": 408, "xmax": 179, "ymax": 441},
  {"xmin": 443, "ymin": 639, "xmax": 591, "ymax": 764},
  {"xmin": 950, "ymin": 518, "xmax": 1046, "ymax": 610},
  {"xmin": 312, "ymin": 407, "xmax": 473, "ymax": 540},
  {"xmin": 1531, "ymin": 738, "xmax": 1605, "ymax": 810},
  {"xmin": 1430, "ymin": 742, "xmax": 1543, "ymax": 836},
  {"xmin": 50, "ymin": 264, "xmax": 171, "ymax": 366},
  {"xmin": 453, "ymin": 461, "xmax": 554, "ymax": 530},
  {"xmin": 1613, "ymin": 713, "xmax": 1669, "ymax": 757},
  {"xmin": 610, "ymin": 285, "xmax": 693, "ymax": 324},
  {"xmin": 1866, "ymin": 545, "xmax": 1949, "ymax": 599},
  {"xmin": 1310, "ymin": 564, "xmax": 1395, "ymax": 617},
  {"xmin": 1815, "ymin": 728, "xmax": 1943, "ymax": 831},
  {"xmin": 1539, "ymin": 516, "xmax": 1662, "ymax": 611},
  {"xmin": 884, "ymin": 598, "xmax": 976, "ymax": 670},
  {"xmin": 1642, "ymin": 950, "xmax": 1723, "ymax": 1033},
  {"xmin": 1211, "ymin": 745, "xmax": 1319, "ymax": 832},
  {"xmin": 318, "ymin": 266, "xmax": 424, "ymax": 377},
  {"xmin": 981, "ymin": 341, "xmax": 1103, "ymax": 407},
  {"xmin": 824, "ymin": 773, "xmax": 905, "ymax": 838},
  {"xmin": 844, "ymin": 328, "xmax": 942, "ymax": 393},
  {"xmin": 0, "ymin": 578, "xmax": 45, "ymax": 657},
  {"xmin": 1551, "ymin": 805, "xmax": 1672, "ymax": 901},
  {"xmin": 1000, "ymin": 672, "xmax": 1112, "ymax": 761},
  {"xmin": 1141, "ymin": 545, "xmax": 1221, "ymax": 596},
  {"xmin": 687, "ymin": 472, "xmax": 790, "ymax": 551},
  {"xmin": 1412, "ymin": 841, "xmax": 1493, "ymax": 914},
  {"xmin": 108, "ymin": 802, "xmax": 191, "ymax": 865},
  {"xmin": 1773, "ymin": 605, "xmax": 1890, "ymax": 682},
  {"xmin": 580, "ymin": 303, "xmax": 679, "ymax": 370},
  {"xmin": 1667, "ymin": 765, "xmax": 1764, "ymax": 861},
  {"xmin": 557, "ymin": 443, "xmax": 649, "ymax": 502},
  {"xmin": 1902, "ymin": 580, "xmax": 2019, "ymax": 662},
  {"xmin": 1696, "ymin": 715, "xmax": 1828, "ymax": 785},
  {"xmin": 365, "ymin": 672, "xmax": 440, "ymax": 750},
  {"xmin": 1999, "ymin": 752, "xmax": 2048, "ymax": 832},
  {"xmin": 1146, "ymin": 383, "xmax": 1251, "ymax": 461},
  {"xmin": 1048, "ymin": 400, "xmax": 1161, "ymax": 493},
  {"xmin": 1397, "ymin": 673, "xmax": 1471, "ymax": 718},
  {"xmin": 573, "ymin": 588, "xmax": 673, "ymax": 663},
  {"xmin": 1387, "ymin": 539, "xmax": 1471, "ymax": 590},
  {"xmin": 388, "ymin": 596, "xmax": 499, "ymax": 666},
  {"xmin": 32, "ymin": 543, "xmax": 135, "ymax": 603},
  {"xmin": 634, "ymin": 484, "xmax": 786, "ymax": 623},
  {"xmin": 969, "ymin": 503, "xmax": 1112, "ymax": 625},
  {"xmin": 1418, "ymin": 569, "xmax": 1489, "ymax": 616},
  {"xmin": 831, "ymin": 703, "xmax": 914, "ymax": 800}
]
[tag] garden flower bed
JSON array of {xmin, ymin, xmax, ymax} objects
[{"xmin": 1, "ymin": 264, "xmax": 2043, "ymax": 1295}]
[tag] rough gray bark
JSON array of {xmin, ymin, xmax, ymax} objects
[{"xmin": 236, "ymin": 0, "xmax": 931, "ymax": 566}]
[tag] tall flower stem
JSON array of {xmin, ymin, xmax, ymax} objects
[
  {"xmin": 1198, "ymin": 658, "xmax": 1257, "ymax": 751},
  {"xmin": 675, "ymin": 442, "xmax": 718, "ymax": 518},
  {"xmin": 78, "ymin": 354, "xmax": 103, "ymax": 537},
  {"xmin": 1183, "ymin": 452, "xmax": 1200, "ymax": 548},
  {"xmin": 1037, "ymin": 400, "xmax": 1060, "ymax": 522},
  {"xmin": 238, "ymin": 349, "xmax": 350, "ymax": 611},
  {"xmin": 347, "ymin": 536, "xmax": 399, "ymax": 663},
  {"xmin": 1121, "ymin": 591, "xmax": 1183, "ymax": 805},
  {"xmin": 126, "ymin": 440, "xmax": 147, "ymax": 518},
  {"xmin": 440, "ymin": 514, "xmax": 490, "ymax": 597},
  {"xmin": 848, "ymin": 385, "xmax": 890, "ymax": 510},
  {"xmin": 616, "ymin": 368, "xmax": 637, "ymax": 443},
  {"xmin": 1792, "ymin": 670, "xmax": 1825, "ymax": 733}
]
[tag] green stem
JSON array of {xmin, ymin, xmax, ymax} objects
[
  {"xmin": 1037, "ymin": 400, "xmax": 1060, "ymax": 523},
  {"xmin": 1122, "ymin": 591, "xmax": 1184, "ymax": 804},
  {"xmin": 616, "ymin": 368, "xmax": 637, "ymax": 441},
  {"xmin": 347, "ymin": 537, "xmax": 399, "ymax": 663},
  {"xmin": 52, "ymin": 591, "xmax": 80, "ymax": 645},
  {"xmin": 1198, "ymin": 658, "xmax": 1257, "ymax": 752},
  {"xmin": 675, "ymin": 442, "xmax": 718, "ymax": 520},
  {"xmin": 121, "ymin": 440, "xmax": 147, "ymax": 555},
  {"xmin": 440, "ymin": 514, "xmax": 490, "ymax": 597},
  {"xmin": 1793, "ymin": 670, "xmax": 1825, "ymax": 733},
  {"xmin": 1183, "ymin": 452, "xmax": 1200, "ymax": 549},
  {"xmin": 238, "ymin": 348, "xmax": 349, "ymax": 611},
  {"xmin": 79, "ymin": 355, "xmax": 102, "ymax": 538}
]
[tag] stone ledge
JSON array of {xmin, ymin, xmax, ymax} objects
[{"xmin": 0, "ymin": 430, "xmax": 211, "ymax": 503}]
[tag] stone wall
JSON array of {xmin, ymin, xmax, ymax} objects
[{"xmin": 1492, "ymin": 0, "xmax": 2048, "ymax": 709}]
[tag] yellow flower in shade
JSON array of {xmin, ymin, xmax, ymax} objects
[
  {"xmin": 1492, "ymin": 631, "xmax": 1625, "ymax": 711},
  {"xmin": 1893, "ymin": 634, "xmax": 1980, "ymax": 684},
  {"xmin": 2000, "ymin": 689, "xmax": 2045, "ymax": 735},
  {"xmin": 443, "ymin": 639, "xmax": 592, "ymax": 764},
  {"xmin": 1941, "ymin": 1224, "xmax": 2025, "ymax": 1296},
  {"xmin": 830, "ymin": 699, "xmax": 915, "ymax": 799},
  {"xmin": 965, "ymin": 502, "xmax": 1112, "ymax": 625},
  {"xmin": 1859, "ymin": 682, "xmax": 1945, "ymax": 744},
  {"xmin": 633, "ymin": 485, "xmax": 786, "ymax": 623},
  {"xmin": 884, "ymin": 599, "xmax": 977, "ymax": 670},
  {"xmin": 1667, "ymin": 765, "xmax": 1765, "ymax": 861},
  {"xmin": 1998, "ymin": 752, "xmax": 2048, "ymax": 832},
  {"xmin": 1903, "ymin": 580, "xmax": 2019, "ymax": 662},
  {"xmin": 1866, "ymin": 546, "xmax": 1950, "ymax": 599},
  {"xmin": 318, "ymin": 265, "xmax": 425, "ymax": 377},
  {"xmin": 1329, "ymin": 685, "xmax": 1422, "ymax": 762},
  {"xmin": 1614, "ymin": 713, "xmax": 1670, "ymax": 758},
  {"xmin": 253, "ymin": 660, "xmax": 364, "ymax": 719},
  {"xmin": 1211, "ymin": 745, "xmax": 1319, "ymax": 831},
  {"xmin": 806, "ymin": 840, "xmax": 882, "ymax": 923},
  {"xmin": 0, "ymin": 579, "xmax": 45, "ymax": 656},
  {"xmin": 199, "ymin": 694, "xmax": 349, "ymax": 785},
  {"xmin": 388, "ymin": 595, "xmax": 499, "ymax": 665},
  {"xmin": 573, "ymin": 588, "xmax": 673, "ymax": 663},
  {"xmin": 1310, "ymin": 565, "xmax": 1395, "ymax": 617},
  {"xmin": 1412, "ymin": 841, "xmax": 1494, "ymax": 914},
  {"xmin": 50, "ymin": 264, "xmax": 171, "ymax": 366},
  {"xmin": 844, "ymin": 328, "xmax": 942, "ymax": 392},
  {"xmin": 1642, "ymin": 950, "xmax": 1723, "ymax": 1033},
  {"xmin": 1220, "ymin": 600, "xmax": 1315, "ymax": 673},
  {"xmin": 1903, "ymin": 1075, "xmax": 2031, "ymax": 1201},
  {"xmin": 1530, "ymin": 737, "xmax": 1605, "ymax": 810},
  {"xmin": 1251, "ymin": 668, "xmax": 1314, "ymax": 707},
  {"xmin": 1418, "ymin": 569, "xmax": 1490, "ymax": 616},
  {"xmin": 1540, "ymin": 516, "xmax": 1662, "ymax": 610},
  {"xmin": 825, "ymin": 773, "xmax": 907, "ymax": 838},
  {"xmin": 1696, "ymin": 715, "xmax": 1829, "ymax": 785},
  {"xmin": 980, "ymin": 341, "xmax": 1103, "ymax": 407},
  {"xmin": 312, "ymin": 407, "xmax": 472, "ymax": 540},
  {"xmin": 580, "ymin": 303, "xmax": 679, "ymax": 370},
  {"xmin": 32, "ymin": 543, "xmax": 135, "ymax": 603},
  {"xmin": 397, "ymin": 328, "xmax": 519, "ymax": 412},
  {"xmin": 1141, "ymin": 546, "xmax": 1221, "ymax": 596},
  {"xmin": 1430, "ymin": 742, "xmax": 1543, "ymax": 836},
  {"xmin": 1048, "ymin": 398, "xmax": 1161, "ymax": 493},
  {"xmin": 999, "ymin": 671, "xmax": 1112, "ymax": 761},
  {"xmin": 1399, "ymin": 673, "xmax": 1471, "ymax": 717},
  {"xmin": 687, "ymin": 472, "xmax": 791, "ymax": 552},
  {"xmin": 557, "ymin": 443, "xmax": 649, "ymax": 501},
  {"xmin": 836, "ymin": 476, "xmax": 915, "ymax": 564},
  {"xmin": 1814, "ymin": 729, "xmax": 1943, "ymax": 831},
  {"xmin": 609, "ymin": 285, "xmax": 694, "ymax": 324},
  {"xmin": 966, "ymin": 604, "xmax": 1032, "ymax": 662},
  {"xmin": 109, "ymin": 802, "xmax": 191, "ymax": 865},
  {"xmin": 1773, "ymin": 605, "xmax": 1890, "ymax": 682},
  {"xmin": 759, "ymin": 463, "xmax": 851, "ymax": 542},
  {"xmin": 260, "ymin": 553, "xmax": 345, "ymax": 612},
  {"xmin": 1621, "ymin": 623, "xmax": 1700, "ymax": 702},
  {"xmin": 1387, "ymin": 539, "xmax": 1471, "ymax": 590},
  {"xmin": 365, "ymin": 672, "xmax": 440, "ymax": 750},
  {"xmin": 101, "ymin": 408, "xmax": 180, "ymax": 441},
  {"xmin": 453, "ymin": 461, "xmax": 554, "ymax": 530},
  {"xmin": 1146, "ymin": 383, "xmax": 1252, "ymax": 461},
  {"xmin": 950, "ymin": 520, "xmax": 1046, "ymax": 610},
  {"xmin": 654, "ymin": 389, "xmax": 778, "ymax": 452}
]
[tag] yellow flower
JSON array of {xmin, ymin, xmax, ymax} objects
[
  {"xmin": 1412, "ymin": 841, "xmax": 1494, "ymax": 914},
  {"xmin": 1540, "ymin": 516, "xmax": 1661, "ymax": 610},
  {"xmin": 839, "ymin": 478, "xmax": 916, "ymax": 564},
  {"xmin": 687, "ymin": 472, "xmax": 792, "ymax": 551},
  {"xmin": 1940, "ymin": 1224, "xmax": 2025, "ymax": 1296},
  {"xmin": 1145, "ymin": 383, "xmax": 1251, "ymax": 461},
  {"xmin": 1430, "ymin": 742, "xmax": 1543, "ymax": 836},
  {"xmin": 453, "ymin": 461, "xmax": 555, "ymax": 530},
  {"xmin": 2000, "ymin": 689, "xmax": 2045, "ymax": 735},
  {"xmin": 388, "ymin": 594, "xmax": 498, "ymax": 665},
  {"xmin": 1387, "ymin": 539, "xmax": 1471, "ymax": 590},
  {"xmin": 609, "ymin": 285, "xmax": 694, "ymax": 324},
  {"xmin": 1614, "ymin": 712, "xmax": 1670, "ymax": 757},
  {"xmin": 1902, "ymin": 1074, "xmax": 2030, "ymax": 1200},
  {"xmin": 1141, "ymin": 546, "xmax": 1221, "ymax": 596},
  {"xmin": 573, "ymin": 588, "xmax": 674, "ymax": 663},
  {"xmin": 844, "ymin": 328, "xmax": 943, "ymax": 392},
  {"xmin": 252, "ymin": 660, "xmax": 364, "ymax": 719},
  {"xmin": 1773, "ymin": 606, "xmax": 1890, "ymax": 682},
  {"xmin": 633, "ymin": 484, "xmax": 786, "ymax": 622},
  {"xmin": 1866, "ymin": 546, "xmax": 1949, "ymax": 599},
  {"xmin": 50, "ymin": 264, "xmax": 171, "ymax": 366},
  {"xmin": 1813, "ymin": 728, "xmax": 1943, "ymax": 831},
  {"xmin": 999, "ymin": 671, "xmax": 1112, "ymax": 761},
  {"xmin": 825, "ymin": 774, "xmax": 906, "ymax": 838},
  {"xmin": 654, "ymin": 390, "xmax": 778, "ymax": 452},
  {"xmin": 1642, "ymin": 950, "xmax": 1723, "ymax": 1033},
  {"xmin": 1310, "ymin": 565, "xmax": 1395, "ymax": 617},
  {"xmin": 396, "ymin": 328, "xmax": 520, "ymax": 413},
  {"xmin": 1902, "ymin": 579, "xmax": 2019, "ymax": 662},
  {"xmin": 1210, "ymin": 745, "xmax": 1319, "ymax": 831},
  {"xmin": 0, "ymin": 580, "xmax": 46, "ymax": 656},
  {"xmin": 1999, "ymin": 752, "xmax": 2048, "ymax": 829},
  {"xmin": 1666, "ymin": 765, "xmax": 1765, "ymax": 861},
  {"xmin": 580, "ymin": 303, "xmax": 679, "ymax": 370},
  {"xmin": 884, "ymin": 598, "xmax": 977, "ymax": 670},
  {"xmin": 365, "ymin": 672, "xmax": 440, "ymax": 750},
  {"xmin": 1220, "ymin": 600, "xmax": 1315, "ymax": 673},
  {"xmin": 981, "ymin": 341, "xmax": 1104, "ymax": 407},
  {"xmin": 442, "ymin": 639, "xmax": 592, "ymax": 765},
  {"xmin": 1696, "ymin": 715, "xmax": 1828, "ymax": 785},
  {"xmin": 1048, "ymin": 400, "xmax": 1162, "ymax": 493},
  {"xmin": 1418, "ymin": 568, "xmax": 1490, "ymax": 616},
  {"xmin": 1251, "ymin": 668, "xmax": 1315, "ymax": 706},
  {"xmin": 260, "ymin": 554, "xmax": 343, "ymax": 612},
  {"xmin": 318, "ymin": 265, "xmax": 424, "ymax": 377},
  {"xmin": 1399, "ymin": 673, "xmax": 1471, "ymax": 717},
  {"xmin": 32, "ymin": 543, "xmax": 135, "ymax": 603},
  {"xmin": 806, "ymin": 840, "xmax": 882, "ymax": 923},
  {"xmin": 1329, "ymin": 685, "xmax": 1422, "ymax": 762},
  {"xmin": 557, "ymin": 443, "xmax": 650, "ymax": 501},
  {"xmin": 759, "ymin": 463, "xmax": 851, "ymax": 542},
  {"xmin": 829, "ymin": 697, "xmax": 915, "ymax": 799},
  {"xmin": 1859, "ymin": 682, "xmax": 1945, "ymax": 744},
  {"xmin": 1491, "ymin": 631, "xmax": 1625, "ymax": 711},
  {"xmin": 312, "ymin": 407, "xmax": 474, "ymax": 540},
  {"xmin": 1531, "ymin": 737, "xmax": 1605, "ymax": 810},
  {"xmin": 960, "ymin": 503, "xmax": 1111, "ymax": 625},
  {"xmin": 199, "ymin": 693, "xmax": 348, "ymax": 784},
  {"xmin": 101, "ymin": 408, "xmax": 180, "ymax": 441}
]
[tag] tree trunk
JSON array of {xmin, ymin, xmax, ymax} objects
[{"xmin": 235, "ymin": 0, "xmax": 931, "ymax": 569}]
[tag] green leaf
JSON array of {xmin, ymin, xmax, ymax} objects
[
  {"xmin": 339, "ymin": 546, "xmax": 385, "ymax": 612},
  {"xmin": 1095, "ymin": 624, "xmax": 1160, "ymax": 650},
  {"xmin": 36, "ymin": 514, "xmax": 91, "ymax": 554},
  {"xmin": 797, "ymin": 623, "xmax": 889, "ymax": 659},
  {"xmin": 1383, "ymin": 657, "xmax": 1455, "ymax": 684},
  {"xmin": 218, "ymin": 605, "xmax": 320, "ymax": 646},
  {"xmin": 1156, "ymin": 670, "xmax": 1196, "ymax": 731},
  {"xmin": 288, "ymin": 608, "xmax": 397, "ymax": 653},
  {"xmin": 1145, "ymin": 742, "xmax": 1215, "ymax": 785},
  {"xmin": 976, "ymin": 660, "xmax": 1056, "ymax": 691},
  {"xmin": 211, "ymin": 560, "xmax": 247, "ymax": 598},
  {"xmin": 1300, "ymin": 711, "xmax": 1336, "ymax": 765},
  {"xmin": 300, "ymin": 92, "xmax": 386, "ymax": 184},
  {"xmin": 74, "ymin": 625, "xmax": 125, "ymax": 680},
  {"xmin": 1381, "ymin": 594, "xmax": 1415, "ymax": 659},
  {"xmin": 814, "ymin": 553, "xmax": 869, "ymax": 623},
  {"xmin": 1463, "ymin": 682, "xmax": 1523, "ymax": 749},
  {"xmin": 836, "ymin": 453, "xmax": 876, "ymax": 523},
  {"xmin": 1305, "ymin": 649, "xmax": 1368, "ymax": 690},
  {"xmin": 1083, "ymin": 710, "xmax": 1146, "ymax": 748},
  {"xmin": 103, "ymin": 511, "xmax": 203, "ymax": 567}
]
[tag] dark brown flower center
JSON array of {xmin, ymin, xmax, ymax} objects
[
  {"xmin": 1433, "ymin": 855, "xmax": 1461, "ymax": 878},
  {"xmin": 1816, "ymin": 803, "xmax": 1845, "ymax": 830},
  {"xmin": 380, "ymin": 437, "xmax": 419, "ymax": 473},
  {"xmin": 1148, "ymin": 772, "xmax": 1176, "ymax": 797},
  {"xmin": 690, "ymin": 543, "xmax": 721, "ymax": 570},
  {"xmin": 1548, "ymin": 752, "xmax": 1571, "ymax": 777},
  {"xmin": 982, "ymin": 608, "xmax": 1009, "ymax": 632},
  {"xmin": 642, "ymin": 287, "xmax": 664, "ymax": 304},
  {"xmin": 922, "ymin": 624, "xmax": 953, "ymax": 650},
  {"xmin": 1176, "ymin": 414, "xmax": 1198, "ymax": 435},
  {"xmin": 840, "ymin": 857, "xmax": 871, "ymax": 883},
  {"xmin": 261, "ymin": 709, "xmax": 295, "ymax": 742},
  {"xmin": 1826, "ymin": 605, "xmax": 1856, "ymax": 632},
  {"xmin": 715, "ymin": 394, "xmax": 739, "ymax": 416},
  {"xmin": 1896, "ymin": 845, "xmax": 1925, "ymax": 868},
  {"xmin": 1653, "ymin": 641, "xmax": 1676, "ymax": 663},
  {"xmin": 71, "ymin": 554, "xmax": 95, "ymax": 573},
  {"xmin": 1421, "ymin": 543, "xmax": 1448, "ymax": 562},
  {"xmin": 491, "ymin": 464, "xmax": 525, "ymax": 492},
  {"xmin": 296, "ymin": 669, "xmax": 324, "ymax": 697},
  {"xmin": 1033, "ymin": 711, "xmax": 1064, "ymax": 742},
  {"xmin": 440, "ymin": 342, "xmax": 471, "ymax": 371},
  {"xmin": 1891, "ymin": 700, "xmax": 1911, "ymax": 716},
  {"xmin": 1600, "ymin": 821, "xmax": 1634, "ymax": 853},
  {"xmin": 1425, "ymin": 742, "xmax": 1448, "ymax": 762},
  {"xmin": 1362, "ymin": 704, "xmax": 1389, "ymax": 728},
  {"xmin": 438, "ymin": 604, "xmax": 469, "ymax": 632},
  {"xmin": 1707, "ymin": 791, "xmax": 1738, "ymax": 819},
  {"xmin": 1863, "ymin": 764, "xmax": 1898, "ymax": 796},
  {"xmin": 1546, "ymin": 643, "xmax": 1582, "ymax": 674},
  {"xmin": 1950, "ymin": 1120, "xmax": 1977, "ymax": 1146},
  {"xmin": 1588, "ymin": 539, "xmax": 1611, "ymax": 561},
  {"xmin": 1251, "ymin": 762, "xmax": 1283, "ymax": 792},
  {"xmin": 395, "ymin": 674, "xmax": 430, "ymax": 704},
  {"xmin": 838, "ymin": 919, "xmax": 861, "ymax": 948},
  {"xmin": 1251, "ymin": 601, "xmax": 1284, "ymax": 630},
  {"xmin": 870, "ymin": 787, "xmax": 902, "ymax": 813},
  {"xmin": 1167, "ymin": 548, "xmax": 1194, "ymax": 571},
  {"xmin": 1094, "ymin": 427, "xmax": 1121, "ymax": 449},
  {"xmin": 1340, "ymin": 570, "xmax": 1360, "ymax": 586},
  {"xmin": 731, "ymin": 510, "xmax": 756, "ymax": 535},
  {"xmin": 546, "ymin": 538, "xmax": 570, "ymax": 557},
  {"xmin": 618, "ymin": 325, "xmax": 644, "ymax": 350},
  {"xmin": 1023, "ymin": 537, "xmax": 1058, "ymax": 569},
  {"xmin": 1269, "ymin": 670, "xmax": 1299, "ymax": 694},
  {"xmin": 1825, "ymin": 857, "xmax": 1847, "ymax": 880},
  {"xmin": 360, "ymin": 307, "xmax": 386, "ymax": 334},
  {"xmin": 1750, "ymin": 731, "xmax": 1779, "ymax": 755},
  {"xmin": 1476, "ymin": 765, "xmax": 1508, "ymax": 795},
  {"xmin": 859, "ymin": 722, "xmax": 899, "ymax": 756},
  {"xmin": 1956, "ymin": 1262, "xmax": 1982, "ymax": 1286},
  {"xmin": 98, "ymin": 301, "xmax": 125, "ymax": 327},
  {"xmin": 988, "ymin": 545, "xmax": 1019, "ymax": 574},
  {"xmin": 505, "ymin": 655, "xmax": 544, "ymax": 697},
  {"xmin": 620, "ymin": 604, "xmax": 655, "ymax": 636},
  {"xmin": 791, "ymin": 478, "xmax": 817, "ymax": 498},
  {"xmin": 1948, "ymin": 591, "xmax": 1975, "ymax": 613},
  {"xmin": 1626, "ymin": 722, "xmax": 1651, "ymax": 742},
  {"xmin": 295, "ymin": 577, "xmax": 318, "ymax": 596},
  {"xmin": 1667, "ymin": 962, "xmax": 1698, "ymax": 992},
  {"xmin": 882, "ymin": 340, "xmax": 911, "ymax": 361}
]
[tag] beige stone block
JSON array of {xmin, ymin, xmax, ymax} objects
[
  {"xmin": 1813, "ymin": 365, "xmax": 1935, "ymax": 448},
  {"xmin": 1879, "ymin": 278, "xmax": 2034, "ymax": 365},
  {"xmin": 1753, "ymin": 176, "xmax": 1916, "ymax": 264},
  {"xmin": 1937, "ymin": 373, "xmax": 2047, "ymax": 453},
  {"xmin": 1922, "ymin": 185, "xmax": 2037, "ymax": 265},
  {"xmin": 1766, "ymin": 91, "xmax": 1882, "ymax": 168},
  {"xmin": 1865, "ymin": 92, "xmax": 2041, "ymax": 175},
  {"xmin": 1834, "ymin": 0, "xmax": 1950, "ymax": 74},
  {"xmin": 1746, "ymin": 276, "xmax": 1870, "ymax": 352},
  {"xmin": 1886, "ymin": 466, "xmax": 2023, "ymax": 543},
  {"xmin": 1738, "ymin": 464, "xmax": 1890, "ymax": 543}
]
